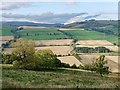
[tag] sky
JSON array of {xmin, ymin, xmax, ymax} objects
[{"xmin": 1, "ymin": 1, "xmax": 118, "ymax": 24}]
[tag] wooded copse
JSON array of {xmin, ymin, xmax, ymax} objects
[{"xmin": 75, "ymin": 47, "xmax": 111, "ymax": 53}]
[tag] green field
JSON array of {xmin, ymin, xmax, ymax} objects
[
  {"xmin": 18, "ymin": 28, "xmax": 69, "ymax": 40},
  {"xmin": 1, "ymin": 26, "xmax": 16, "ymax": 36},
  {"xmin": 1, "ymin": 26, "xmax": 118, "ymax": 44},
  {"xmin": 17, "ymin": 28, "xmax": 118, "ymax": 44},
  {"xmin": 2, "ymin": 65, "xmax": 120, "ymax": 88},
  {"xmin": 63, "ymin": 30, "xmax": 118, "ymax": 44}
]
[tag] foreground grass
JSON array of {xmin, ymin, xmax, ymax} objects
[{"xmin": 2, "ymin": 64, "xmax": 120, "ymax": 88}]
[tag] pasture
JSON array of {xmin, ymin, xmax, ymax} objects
[
  {"xmin": 2, "ymin": 64, "xmax": 120, "ymax": 88},
  {"xmin": 1, "ymin": 26, "xmax": 16, "ymax": 36},
  {"xmin": 63, "ymin": 30, "xmax": 118, "ymax": 44},
  {"xmin": 17, "ymin": 27, "xmax": 69, "ymax": 40}
]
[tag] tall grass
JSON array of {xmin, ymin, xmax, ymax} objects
[{"xmin": 2, "ymin": 65, "xmax": 120, "ymax": 88}]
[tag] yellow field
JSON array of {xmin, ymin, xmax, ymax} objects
[
  {"xmin": 58, "ymin": 28, "xmax": 84, "ymax": 31},
  {"xmin": 3, "ymin": 46, "xmax": 72, "ymax": 55},
  {"xmin": 79, "ymin": 55, "xmax": 119, "ymax": 73},
  {"xmin": 18, "ymin": 26, "xmax": 47, "ymax": 29},
  {"xmin": 57, "ymin": 56, "xmax": 82, "ymax": 66},
  {"xmin": 35, "ymin": 46, "xmax": 72, "ymax": 55},
  {"xmin": 76, "ymin": 40, "xmax": 113, "ymax": 46},
  {"xmin": 0, "ymin": 36, "xmax": 14, "ymax": 41},
  {"xmin": 34, "ymin": 39, "xmax": 73, "ymax": 46},
  {"xmin": 0, "ymin": 36, "xmax": 14, "ymax": 47}
]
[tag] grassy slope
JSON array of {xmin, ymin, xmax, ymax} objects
[
  {"xmin": 63, "ymin": 30, "xmax": 118, "ymax": 44},
  {"xmin": 18, "ymin": 28, "xmax": 69, "ymax": 40},
  {"xmin": 1, "ymin": 26, "xmax": 16, "ymax": 36},
  {"xmin": 2, "ymin": 65, "xmax": 120, "ymax": 88},
  {"xmin": 1, "ymin": 26, "xmax": 118, "ymax": 44}
]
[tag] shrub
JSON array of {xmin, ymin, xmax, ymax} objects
[
  {"xmin": 93, "ymin": 55, "xmax": 109, "ymax": 76},
  {"xmin": 12, "ymin": 38, "xmax": 36, "ymax": 70},
  {"xmin": 35, "ymin": 49, "xmax": 61, "ymax": 70},
  {"xmin": 70, "ymin": 64, "xmax": 78, "ymax": 69},
  {"xmin": 2, "ymin": 53, "xmax": 14, "ymax": 64},
  {"xmin": 80, "ymin": 55, "xmax": 109, "ymax": 77},
  {"xmin": 79, "ymin": 64, "xmax": 94, "ymax": 71},
  {"xmin": 61, "ymin": 63, "xmax": 70, "ymax": 68}
]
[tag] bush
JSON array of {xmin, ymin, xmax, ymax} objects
[
  {"xmin": 61, "ymin": 63, "xmax": 70, "ymax": 68},
  {"xmin": 70, "ymin": 64, "xmax": 78, "ymax": 69},
  {"xmin": 35, "ymin": 49, "xmax": 61, "ymax": 70},
  {"xmin": 79, "ymin": 55, "xmax": 109, "ymax": 77},
  {"xmin": 93, "ymin": 55, "xmax": 109, "ymax": 76},
  {"xmin": 2, "ymin": 53, "xmax": 14, "ymax": 64},
  {"xmin": 79, "ymin": 64, "xmax": 95, "ymax": 71},
  {"xmin": 12, "ymin": 38, "xmax": 36, "ymax": 70}
]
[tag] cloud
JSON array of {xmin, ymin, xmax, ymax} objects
[
  {"xmin": 83, "ymin": 14, "xmax": 101, "ymax": 19},
  {"xmin": 2, "ymin": 12, "xmax": 105, "ymax": 24},
  {"xmin": 2, "ymin": 12, "xmax": 87, "ymax": 24},
  {"xmin": 64, "ymin": 14, "xmax": 102, "ymax": 24},
  {"xmin": 1, "ymin": 2, "xmax": 31, "ymax": 10},
  {"xmin": 64, "ymin": 16, "xmax": 83, "ymax": 25}
]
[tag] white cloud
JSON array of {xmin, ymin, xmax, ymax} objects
[
  {"xmin": 64, "ymin": 14, "xmax": 101, "ymax": 24},
  {"xmin": 0, "ymin": 2, "xmax": 31, "ymax": 10},
  {"xmin": 2, "ymin": 12, "xmax": 114, "ymax": 24},
  {"xmin": 2, "ymin": 12, "xmax": 87, "ymax": 24},
  {"xmin": 1, "ymin": 0, "xmax": 119, "ymax": 2},
  {"xmin": 64, "ymin": 16, "xmax": 83, "ymax": 25}
]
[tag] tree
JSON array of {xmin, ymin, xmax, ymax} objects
[
  {"xmin": 35, "ymin": 49, "xmax": 61, "ymax": 69},
  {"xmin": 93, "ymin": 55, "xmax": 109, "ymax": 77},
  {"xmin": 12, "ymin": 38, "xmax": 36, "ymax": 70},
  {"xmin": 2, "ymin": 53, "xmax": 14, "ymax": 64},
  {"xmin": 71, "ymin": 64, "xmax": 78, "ymax": 69}
]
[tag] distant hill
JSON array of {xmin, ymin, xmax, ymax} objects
[
  {"xmin": 64, "ymin": 20, "xmax": 118, "ymax": 36},
  {"xmin": 2, "ymin": 21, "xmax": 64, "ymax": 27}
]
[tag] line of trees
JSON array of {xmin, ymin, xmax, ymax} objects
[{"xmin": 75, "ymin": 47, "xmax": 111, "ymax": 53}]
